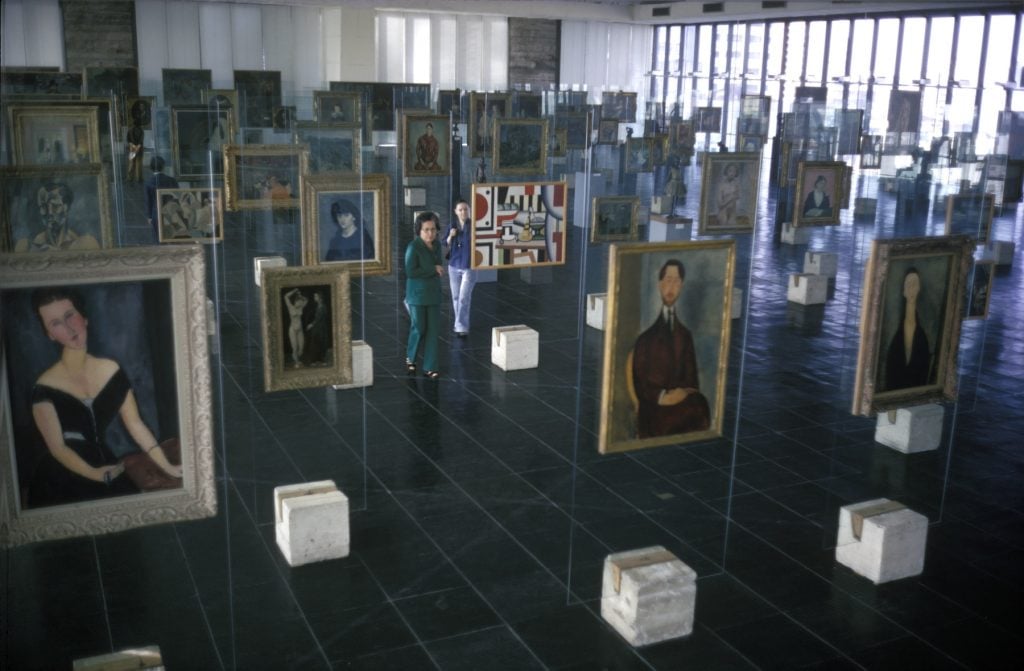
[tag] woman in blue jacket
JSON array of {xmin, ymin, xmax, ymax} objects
[{"xmin": 405, "ymin": 211, "xmax": 444, "ymax": 378}]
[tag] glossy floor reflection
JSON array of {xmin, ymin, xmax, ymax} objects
[{"xmin": 3, "ymin": 161, "xmax": 1023, "ymax": 670}]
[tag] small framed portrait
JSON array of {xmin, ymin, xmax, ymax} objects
[
  {"xmin": 670, "ymin": 120, "xmax": 695, "ymax": 153},
  {"xmin": 590, "ymin": 196, "xmax": 639, "ymax": 243},
  {"xmin": 698, "ymin": 152, "xmax": 761, "ymax": 234},
  {"xmin": 171, "ymin": 106, "xmax": 233, "ymax": 180},
  {"xmin": 83, "ymin": 65, "xmax": 138, "ymax": 99},
  {"xmin": 514, "ymin": 93, "xmax": 543, "ymax": 118},
  {"xmin": 624, "ymin": 137, "xmax": 653, "ymax": 173},
  {"xmin": 793, "ymin": 161, "xmax": 846, "ymax": 226},
  {"xmin": 402, "ymin": 113, "xmax": 451, "ymax": 177},
  {"xmin": 0, "ymin": 246, "xmax": 216, "ymax": 546},
  {"xmin": 886, "ymin": 90, "xmax": 922, "ymax": 151},
  {"xmin": 696, "ymin": 107, "xmax": 723, "ymax": 134},
  {"xmin": 8, "ymin": 104, "xmax": 101, "ymax": 166},
  {"xmin": 124, "ymin": 96, "xmax": 154, "ymax": 130},
  {"xmin": 471, "ymin": 180, "xmax": 567, "ymax": 270},
  {"xmin": 836, "ymin": 109, "xmax": 864, "ymax": 155},
  {"xmin": 272, "ymin": 106, "xmax": 296, "ymax": 133},
  {"xmin": 202, "ymin": 89, "xmax": 239, "ymax": 138},
  {"xmin": 223, "ymin": 144, "xmax": 305, "ymax": 211},
  {"xmin": 738, "ymin": 95, "xmax": 771, "ymax": 135},
  {"xmin": 549, "ymin": 128, "xmax": 568, "ymax": 158},
  {"xmin": 601, "ymin": 91, "xmax": 638, "ymax": 123},
  {"xmin": 966, "ymin": 261, "xmax": 995, "ymax": 320},
  {"xmin": 735, "ymin": 133, "xmax": 765, "ymax": 153},
  {"xmin": 1, "ymin": 163, "xmax": 112, "ymax": 253},
  {"xmin": 650, "ymin": 134, "xmax": 669, "ymax": 166},
  {"xmin": 597, "ymin": 119, "xmax": 619, "ymax": 145},
  {"xmin": 162, "ymin": 68, "xmax": 211, "ymax": 106},
  {"xmin": 437, "ymin": 89, "xmax": 462, "ymax": 120},
  {"xmin": 294, "ymin": 123, "xmax": 361, "ymax": 173},
  {"xmin": 156, "ymin": 188, "xmax": 223, "ymax": 244},
  {"xmin": 860, "ymin": 134, "xmax": 883, "ymax": 169},
  {"xmin": 468, "ymin": 92, "xmax": 510, "ymax": 157},
  {"xmin": 300, "ymin": 171, "xmax": 392, "ymax": 276},
  {"xmin": 852, "ymin": 235, "xmax": 973, "ymax": 416},
  {"xmin": 260, "ymin": 266, "xmax": 352, "ymax": 392},
  {"xmin": 944, "ymin": 193, "xmax": 995, "ymax": 243},
  {"xmin": 233, "ymin": 69, "xmax": 282, "ymax": 128},
  {"xmin": 599, "ymin": 240, "xmax": 736, "ymax": 454},
  {"xmin": 313, "ymin": 91, "xmax": 362, "ymax": 125},
  {"xmin": 558, "ymin": 112, "xmax": 591, "ymax": 150},
  {"xmin": 493, "ymin": 118, "xmax": 548, "ymax": 175}
]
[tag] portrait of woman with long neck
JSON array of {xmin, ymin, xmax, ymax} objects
[
  {"xmin": 884, "ymin": 268, "xmax": 932, "ymax": 391},
  {"xmin": 26, "ymin": 287, "xmax": 181, "ymax": 506}
]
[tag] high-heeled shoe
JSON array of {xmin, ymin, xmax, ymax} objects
[
  {"xmin": 424, "ymin": 370, "xmax": 440, "ymax": 379},
  {"xmin": 405, "ymin": 359, "xmax": 417, "ymax": 374}
]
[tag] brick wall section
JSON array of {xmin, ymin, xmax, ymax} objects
[
  {"xmin": 61, "ymin": 0, "xmax": 137, "ymax": 72},
  {"xmin": 508, "ymin": 18, "xmax": 559, "ymax": 91}
]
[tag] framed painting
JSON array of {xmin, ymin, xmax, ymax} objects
[
  {"xmin": 468, "ymin": 92, "xmax": 510, "ymax": 157},
  {"xmin": 171, "ymin": 106, "xmax": 233, "ymax": 180},
  {"xmin": 944, "ymin": 193, "xmax": 994, "ymax": 242},
  {"xmin": 300, "ymin": 171, "xmax": 391, "ymax": 276},
  {"xmin": 260, "ymin": 266, "xmax": 352, "ymax": 392},
  {"xmin": 437, "ymin": 89, "xmax": 462, "ymax": 120},
  {"xmin": 953, "ymin": 132, "xmax": 975, "ymax": 163},
  {"xmin": 470, "ymin": 181, "xmax": 567, "ymax": 269},
  {"xmin": 861, "ymin": 134, "xmax": 883, "ymax": 169},
  {"xmin": 886, "ymin": 90, "xmax": 921, "ymax": 151},
  {"xmin": 124, "ymin": 96, "xmax": 154, "ymax": 130},
  {"xmin": 624, "ymin": 137, "xmax": 653, "ymax": 173},
  {"xmin": 403, "ymin": 114, "xmax": 451, "ymax": 177},
  {"xmin": 162, "ymin": 68, "xmax": 211, "ymax": 106},
  {"xmin": 965, "ymin": 261, "xmax": 995, "ymax": 320},
  {"xmin": 1, "ymin": 164, "xmax": 112, "ymax": 253},
  {"xmin": 0, "ymin": 246, "xmax": 215, "ymax": 546},
  {"xmin": 294, "ymin": 123, "xmax": 361, "ymax": 173},
  {"xmin": 793, "ymin": 161, "xmax": 846, "ymax": 226},
  {"xmin": 696, "ymin": 107, "xmax": 722, "ymax": 133},
  {"xmin": 671, "ymin": 120, "xmax": 695, "ymax": 153},
  {"xmin": 601, "ymin": 91, "xmax": 637, "ymax": 122},
  {"xmin": 395, "ymin": 84, "xmax": 431, "ymax": 111},
  {"xmin": 735, "ymin": 133, "xmax": 765, "ymax": 153},
  {"xmin": 549, "ymin": 128, "xmax": 568, "ymax": 158},
  {"xmin": 599, "ymin": 240, "xmax": 736, "ymax": 454},
  {"xmin": 835, "ymin": 109, "xmax": 864, "ymax": 155},
  {"xmin": 560, "ymin": 112, "xmax": 591, "ymax": 150},
  {"xmin": 8, "ymin": 104, "xmax": 101, "ymax": 166},
  {"xmin": 699, "ymin": 152, "xmax": 761, "ymax": 235},
  {"xmin": 224, "ymin": 144, "xmax": 305, "ymax": 211},
  {"xmin": 272, "ymin": 106, "xmax": 296, "ymax": 133},
  {"xmin": 597, "ymin": 119, "xmax": 619, "ymax": 145},
  {"xmin": 852, "ymin": 235, "xmax": 973, "ymax": 416},
  {"xmin": 156, "ymin": 187, "xmax": 223, "ymax": 243},
  {"xmin": 233, "ymin": 69, "xmax": 282, "ymax": 128},
  {"xmin": 313, "ymin": 91, "xmax": 362, "ymax": 125},
  {"xmin": 493, "ymin": 118, "xmax": 548, "ymax": 175},
  {"xmin": 83, "ymin": 66, "xmax": 138, "ymax": 99},
  {"xmin": 0, "ymin": 70, "xmax": 82, "ymax": 97},
  {"xmin": 651, "ymin": 134, "xmax": 669, "ymax": 166},
  {"xmin": 590, "ymin": 196, "xmax": 639, "ymax": 243},
  {"xmin": 328, "ymin": 81, "xmax": 375, "ymax": 141},
  {"xmin": 738, "ymin": 95, "xmax": 771, "ymax": 136},
  {"xmin": 202, "ymin": 89, "xmax": 239, "ymax": 139},
  {"xmin": 515, "ymin": 93, "xmax": 543, "ymax": 118}
]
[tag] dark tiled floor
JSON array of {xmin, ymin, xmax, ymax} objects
[{"xmin": 3, "ymin": 150, "xmax": 1024, "ymax": 670}]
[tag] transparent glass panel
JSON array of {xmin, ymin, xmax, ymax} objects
[
  {"xmin": 984, "ymin": 15, "xmax": 1015, "ymax": 84},
  {"xmin": 900, "ymin": 18, "xmax": 926, "ymax": 84},
  {"xmin": 850, "ymin": 19, "xmax": 875, "ymax": 82},
  {"xmin": 827, "ymin": 20, "xmax": 850, "ymax": 81},
  {"xmin": 874, "ymin": 19, "xmax": 900, "ymax": 84},
  {"xmin": 806, "ymin": 21, "xmax": 827, "ymax": 82},
  {"xmin": 927, "ymin": 17, "xmax": 955, "ymax": 85},
  {"xmin": 955, "ymin": 16, "xmax": 985, "ymax": 84}
]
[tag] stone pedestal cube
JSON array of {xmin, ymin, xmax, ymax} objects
[
  {"xmin": 404, "ymin": 186, "xmax": 426, "ymax": 207},
  {"xmin": 648, "ymin": 215, "xmax": 692, "ymax": 242},
  {"xmin": 650, "ymin": 196, "xmax": 671, "ymax": 215},
  {"xmin": 600, "ymin": 545, "xmax": 696, "ymax": 647},
  {"xmin": 274, "ymin": 480, "xmax": 350, "ymax": 567},
  {"xmin": 74, "ymin": 646, "xmax": 162, "ymax": 670},
  {"xmin": 854, "ymin": 197, "xmax": 877, "ymax": 218},
  {"xmin": 332, "ymin": 340, "xmax": 373, "ymax": 390},
  {"xmin": 731, "ymin": 288, "xmax": 743, "ymax": 319},
  {"xmin": 491, "ymin": 325, "xmax": 539, "ymax": 370},
  {"xmin": 787, "ymin": 273, "xmax": 828, "ymax": 305},
  {"xmin": 254, "ymin": 255, "xmax": 286, "ymax": 286},
  {"xmin": 586, "ymin": 293, "xmax": 607, "ymax": 330},
  {"xmin": 803, "ymin": 251, "xmax": 838, "ymax": 278},
  {"xmin": 781, "ymin": 222, "xmax": 811, "ymax": 245},
  {"xmin": 835, "ymin": 498, "xmax": 928, "ymax": 584},
  {"xmin": 874, "ymin": 404, "xmax": 944, "ymax": 453}
]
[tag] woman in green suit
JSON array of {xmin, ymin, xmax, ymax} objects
[{"xmin": 405, "ymin": 211, "xmax": 444, "ymax": 378}]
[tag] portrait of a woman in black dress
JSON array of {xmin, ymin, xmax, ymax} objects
[{"xmin": 883, "ymin": 268, "xmax": 932, "ymax": 391}]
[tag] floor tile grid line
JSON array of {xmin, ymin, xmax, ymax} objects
[
  {"xmin": 90, "ymin": 536, "xmax": 116, "ymax": 656},
  {"xmin": 693, "ymin": 620, "xmax": 794, "ymax": 671},
  {"xmin": 169, "ymin": 523, "xmax": 228, "ymax": 671}
]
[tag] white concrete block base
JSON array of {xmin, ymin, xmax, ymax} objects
[
  {"xmin": 803, "ymin": 251, "xmax": 838, "ymax": 278},
  {"xmin": 274, "ymin": 480, "xmax": 350, "ymax": 567},
  {"xmin": 981, "ymin": 240, "xmax": 1015, "ymax": 266},
  {"xmin": 491, "ymin": 325, "xmax": 539, "ymax": 370},
  {"xmin": 600, "ymin": 545, "xmax": 697, "ymax": 647},
  {"xmin": 74, "ymin": 646, "xmax": 162, "ymax": 670},
  {"xmin": 586, "ymin": 293, "xmax": 607, "ymax": 330},
  {"xmin": 731, "ymin": 287, "xmax": 743, "ymax": 319},
  {"xmin": 835, "ymin": 498, "xmax": 928, "ymax": 584},
  {"xmin": 787, "ymin": 273, "xmax": 828, "ymax": 305},
  {"xmin": 648, "ymin": 215, "xmax": 692, "ymax": 242},
  {"xmin": 332, "ymin": 340, "xmax": 373, "ymax": 390},
  {"xmin": 254, "ymin": 256, "xmax": 287, "ymax": 286},
  {"xmin": 404, "ymin": 186, "xmax": 426, "ymax": 207},
  {"xmin": 651, "ymin": 195, "xmax": 671, "ymax": 215},
  {"xmin": 874, "ymin": 404, "xmax": 944, "ymax": 453},
  {"xmin": 781, "ymin": 222, "xmax": 811, "ymax": 245}
]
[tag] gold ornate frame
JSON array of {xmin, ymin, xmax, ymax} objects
[
  {"xmin": 155, "ymin": 188, "xmax": 224, "ymax": 244},
  {"xmin": 223, "ymin": 144, "xmax": 306, "ymax": 211},
  {"xmin": 698, "ymin": 152, "xmax": 761, "ymax": 235},
  {"xmin": 8, "ymin": 104, "xmax": 101, "ymax": 166},
  {"xmin": 492, "ymin": 118, "xmax": 548, "ymax": 175},
  {"xmin": 590, "ymin": 196, "xmax": 639, "ymax": 243},
  {"xmin": 300, "ymin": 171, "xmax": 392, "ymax": 276}
]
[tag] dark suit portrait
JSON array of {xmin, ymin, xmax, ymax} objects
[{"xmin": 631, "ymin": 260, "xmax": 711, "ymax": 438}]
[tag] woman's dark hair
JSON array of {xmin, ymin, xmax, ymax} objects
[
  {"xmin": 31, "ymin": 287, "xmax": 87, "ymax": 332},
  {"xmin": 330, "ymin": 199, "xmax": 361, "ymax": 226},
  {"xmin": 414, "ymin": 210, "xmax": 439, "ymax": 234}
]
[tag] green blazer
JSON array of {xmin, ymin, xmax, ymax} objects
[{"xmin": 404, "ymin": 237, "xmax": 443, "ymax": 306}]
